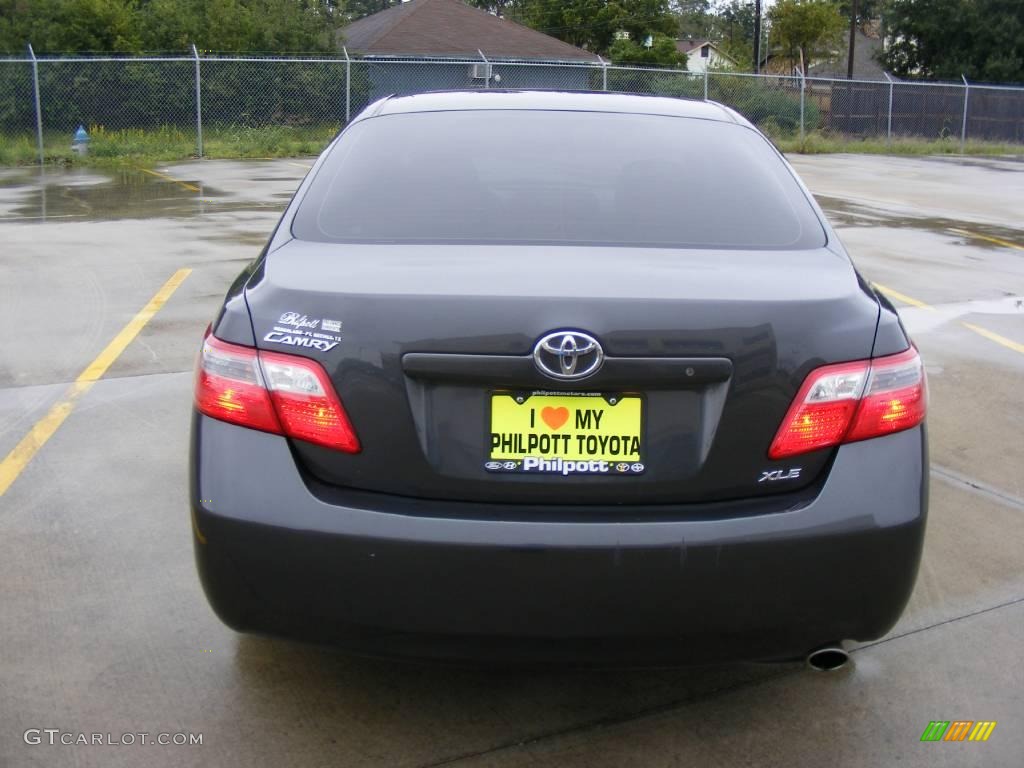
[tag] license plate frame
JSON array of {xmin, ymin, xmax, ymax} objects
[{"xmin": 485, "ymin": 390, "xmax": 645, "ymax": 476}]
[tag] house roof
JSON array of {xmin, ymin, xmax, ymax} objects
[
  {"xmin": 676, "ymin": 39, "xmax": 709, "ymax": 55},
  {"xmin": 341, "ymin": 0, "xmax": 601, "ymax": 62},
  {"xmin": 675, "ymin": 39, "xmax": 738, "ymax": 64}
]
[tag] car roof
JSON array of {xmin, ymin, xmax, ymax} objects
[{"xmin": 363, "ymin": 90, "xmax": 748, "ymax": 125}]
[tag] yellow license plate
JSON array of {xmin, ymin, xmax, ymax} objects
[{"xmin": 487, "ymin": 392, "xmax": 644, "ymax": 475}]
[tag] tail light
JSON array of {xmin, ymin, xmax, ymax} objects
[
  {"xmin": 769, "ymin": 347, "xmax": 926, "ymax": 459},
  {"xmin": 195, "ymin": 330, "xmax": 360, "ymax": 453}
]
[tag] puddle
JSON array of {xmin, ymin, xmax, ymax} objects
[
  {"xmin": 0, "ymin": 167, "xmax": 111, "ymax": 189},
  {"xmin": 0, "ymin": 167, "xmax": 287, "ymax": 222},
  {"xmin": 896, "ymin": 294, "xmax": 1024, "ymax": 336},
  {"xmin": 817, "ymin": 194, "xmax": 1024, "ymax": 249}
]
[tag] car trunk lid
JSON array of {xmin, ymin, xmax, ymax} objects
[{"xmin": 243, "ymin": 239, "xmax": 880, "ymax": 506}]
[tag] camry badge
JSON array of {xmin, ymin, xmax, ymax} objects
[{"xmin": 533, "ymin": 331, "xmax": 604, "ymax": 380}]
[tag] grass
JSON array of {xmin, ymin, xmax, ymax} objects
[
  {"xmin": 1, "ymin": 125, "xmax": 1020, "ymax": 166},
  {"xmin": 774, "ymin": 132, "xmax": 1023, "ymax": 156},
  {"xmin": 0, "ymin": 124, "xmax": 339, "ymax": 166}
]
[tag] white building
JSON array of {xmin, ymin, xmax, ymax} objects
[{"xmin": 676, "ymin": 40, "xmax": 738, "ymax": 73}]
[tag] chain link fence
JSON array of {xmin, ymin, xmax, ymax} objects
[
  {"xmin": 2, "ymin": 51, "xmax": 1022, "ymax": 161},
  {"xmin": 0, "ymin": 60, "xmax": 34, "ymax": 134}
]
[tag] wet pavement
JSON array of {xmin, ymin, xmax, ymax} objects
[{"xmin": 1, "ymin": 154, "xmax": 1022, "ymax": 767}]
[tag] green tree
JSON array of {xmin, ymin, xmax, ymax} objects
[
  {"xmin": 879, "ymin": 0, "xmax": 1024, "ymax": 82},
  {"xmin": 465, "ymin": 0, "xmax": 518, "ymax": 14},
  {"xmin": 837, "ymin": 0, "xmax": 879, "ymax": 25},
  {"xmin": 0, "ymin": 0, "xmax": 341, "ymax": 54},
  {"xmin": 608, "ymin": 33, "xmax": 687, "ymax": 66},
  {"xmin": 614, "ymin": 0, "xmax": 680, "ymax": 47},
  {"xmin": 835, "ymin": 0, "xmax": 879, "ymax": 79},
  {"xmin": 140, "ymin": 0, "xmax": 255, "ymax": 51},
  {"xmin": 711, "ymin": 0, "xmax": 759, "ymax": 66},
  {"xmin": 768, "ymin": 0, "xmax": 845, "ymax": 75},
  {"xmin": 343, "ymin": 0, "xmax": 400, "ymax": 21},
  {"xmin": 0, "ymin": 0, "xmax": 142, "ymax": 53},
  {"xmin": 517, "ymin": 0, "xmax": 626, "ymax": 52},
  {"xmin": 674, "ymin": 0, "xmax": 715, "ymax": 40},
  {"xmin": 147, "ymin": 0, "xmax": 340, "ymax": 53},
  {"xmin": 467, "ymin": 0, "xmax": 678, "ymax": 56}
]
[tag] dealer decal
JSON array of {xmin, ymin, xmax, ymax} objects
[
  {"xmin": 277, "ymin": 312, "xmax": 321, "ymax": 330},
  {"xmin": 262, "ymin": 311, "xmax": 343, "ymax": 352}
]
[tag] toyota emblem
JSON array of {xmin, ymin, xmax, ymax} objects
[{"xmin": 533, "ymin": 331, "xmax": 604, "ymax": 380}]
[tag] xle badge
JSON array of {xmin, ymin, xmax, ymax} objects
[{"xmin": 759, "ymin": 468, "xmax": 802, "ymax": 483}]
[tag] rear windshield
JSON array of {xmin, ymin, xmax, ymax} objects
[{"xmin": 293, "ymin": 110, "xmax": 825, "ymax": 249}]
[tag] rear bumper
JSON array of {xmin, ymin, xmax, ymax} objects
[{"xmin": 190, "ymin": 414, "xmax": 928, "ymax": 665}]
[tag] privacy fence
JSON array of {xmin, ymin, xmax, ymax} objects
[{"xmin": 2, "ymin": 49, "xmax": 1023, "ymax": 161}]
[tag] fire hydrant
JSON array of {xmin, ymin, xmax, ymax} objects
[{"xmin": 71, "ymin": 125, "xmax": 90, "ymax": 156}]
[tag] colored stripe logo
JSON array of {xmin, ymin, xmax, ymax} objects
[{"xmin": 921, "ymin": 721, "xmax": 996, "ymax": 742}]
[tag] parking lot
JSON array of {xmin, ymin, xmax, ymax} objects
[{"xmin": 1, "ymin": 154, "xmax": 1022, "ymax": 767}]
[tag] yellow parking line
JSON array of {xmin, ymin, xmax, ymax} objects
[
  {"xmin": 286, "ymin": 162, "xmax": 312, "ymax": 170},
  {"xmin": 871, "ymin": 282, "xmax": 935, "ymax": 310},
  {"xmin": 949, "ymin": 228, "xmax": 1024, "ymax": 251},
  {"xmin": 962, "ymin": 323, "xmax": 1024, "ymax": 355},
  {"xmin": 0, "ymin": 268, "xmax": 192, "ymax": 497},
  {"xmin": 190, "ymin": 507, "xmax": 207, "ymax": 545},
  {"xmin": 871, "ymin": 281, "xmax": 1024, "ymax": 357},
  {"xmin": 138, "ymin": 167, "xmax": 201, "ymax": 193}
]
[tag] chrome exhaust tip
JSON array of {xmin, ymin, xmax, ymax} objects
[{"xmin": 805, "ymin": 644, "xmax": 850, "ymax": 672}]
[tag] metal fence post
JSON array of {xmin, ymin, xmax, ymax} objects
[
  {"xmin": 703, "ymin": 67, "xmax": 709, "ymax": 101},
  {"xmin": 342, "ymin": 47, "xmax": 352, "ymax": 123},
  {"xmin": 960, "ymin": 74, "xmax": 970, "ymax": 153},
  {"xmin": 883, "ymin": 72, "xmax": 894, "ymax": 146},
  {"xmin": 477, "ymin": 49, "xmax": 490, "ymax": 88},
  {"xmin": 27, "ymin": 44, "xmax": 43, "ymax": 164},
  {"xmin": 597, "ymin": 55, "xmax": 607, "ymax": 91},
  {"xmin": 191, "ymin": 44, "xmax": 203, "ymax": 157},
  {"xmin": 799, "ymin": 70, "xmax": 806, "ymax": 143}
]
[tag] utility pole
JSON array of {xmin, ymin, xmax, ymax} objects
[
  {"xmin": 847, "ymin": 0, "xmax": 859, "ymax": 79},
  {"xmin": 753, "ymin": 0, "xmax": 762, "ymax": 74}
]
